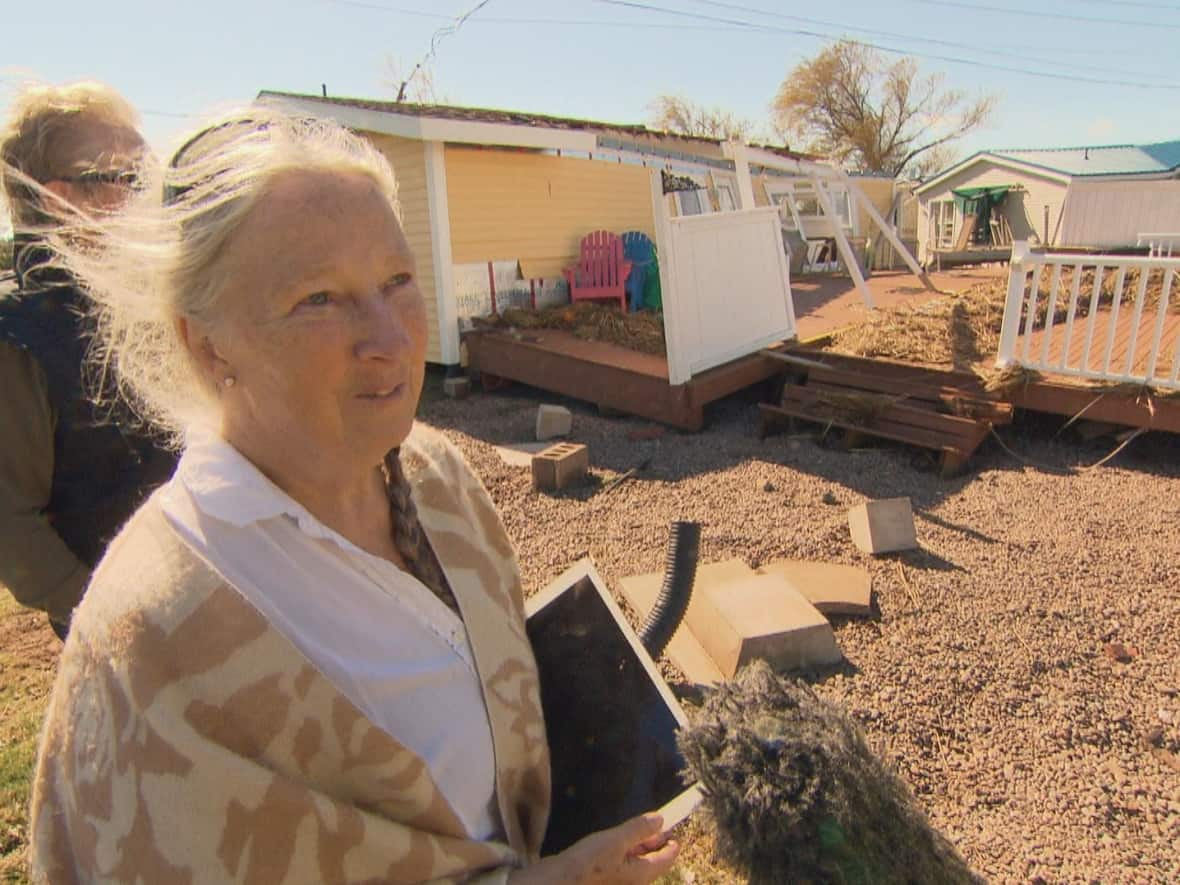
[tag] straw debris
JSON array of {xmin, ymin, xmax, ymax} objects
[
  {"xmin": 826, "ymin": 282, "xmax": 1006, "ymax": 370},
  {"xmin": 474, "ymin": 303, "xmax": 666, "ymax": 355}
]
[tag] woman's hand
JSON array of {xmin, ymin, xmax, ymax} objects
[{"xmin": 509, "ymin": 813, "xmax": 679, "ymax": 884}]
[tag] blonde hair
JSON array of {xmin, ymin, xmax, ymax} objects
[
  {"xmin": 53, "ymin": 107, "xmax": 401, "ymax": 445},
  {"xmin": 1, "ymin": 81, "xmax": 140, "ymax": 226}
]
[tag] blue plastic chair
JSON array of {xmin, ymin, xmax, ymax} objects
[{"xmin": 621, "ymin": 231, "xmax": 656, "ymax": 312}]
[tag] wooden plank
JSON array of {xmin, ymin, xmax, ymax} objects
[
  {"xmin": 777, "ymin": 385, "xmax": 985, "ymax": 446},
  {"xmin": 762, "ymin": 399, "xmax": 981, "ymax": 457},
  {"xmin": 805, "ymin": 367, "xmax": 1013, "ymax": 423}
]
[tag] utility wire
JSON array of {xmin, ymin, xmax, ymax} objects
[
  {"xmin": 326, "ymin": 0, "xmax": 760, "ymax": 31},
  {"xmin": 908, "ymin": 0, "xmax": 1180, "ymax": 29},
  {"xmin": 396, "ymin": 0, "xmax": 493, "ymax": 101},
  {"xmin": 1077, "ymin": 0, "xmax": 1180, "ymax": 9},
  {"xmin": 685, "ymin": 0, "xmax": 1163, "ymax": 82},
  {"xmin": 593, "ymin": 0, "xmax": 1180, "ymax": 88}
]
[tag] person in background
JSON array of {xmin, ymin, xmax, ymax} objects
[
  {"xmin": 29, "ymin": 108, "xmax": 678, "ymax": 883},
  {"xmin": 0, "ymin": 82, "xmax": 178, "ymax": 638}
]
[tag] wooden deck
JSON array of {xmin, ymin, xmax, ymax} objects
[
  {"xmin": 1020, "ymin": 305, "xmax": 1180, "ymax": 382},
  {"xmin": 464, "ymin": 328, "xmax": 784, "ymax": 431},
  {"xmin": 462, "ymin": 269, "xmax": 1006, "ymax": 430},
  {"xmin": 461, "ymin": 266, "xmax": 1180, "ymax": 438},
  {"xmin": 1005, "ymin": 305, "xmax": 1180, "ymax": 433},
  {"xmin": 791, "ymin": 267, "xmax": 1006, "ymax": 342}
]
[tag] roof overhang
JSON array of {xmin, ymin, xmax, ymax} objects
[
  {"xmin": 916, "ymin": 152, "xmax": 1072, "ymax": 195},
  {"xmin": 256, "ymin": 92, "xmax": 597, "ymax": 152},
  {"xmin": 1070, "ymin": 169, "xmax": 1180, "ymax": 184}
]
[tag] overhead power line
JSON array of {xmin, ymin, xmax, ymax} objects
[
  {"xmin": 1077, "ymin": 0, "xmax": 1180, "ymax": 9},
  {"xmin": 593, "ymin": 0, "xmax": 1180, "ymax": 88},
  {"xmin": 684, "ymin": 0, "xmax": 1162, "ymax": 82},
  {"xmin": 908, "ymin": 0, "xmax": 1180, "ymax": 29},
  {"xmin": 396, "ymin": 0, "xmax": 493, "ymax": 101},
  {"xmin": 326, "ymin": 0, "xmax": 760, "ymax": 31}
]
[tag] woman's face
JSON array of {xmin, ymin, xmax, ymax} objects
[{"xmin": 200, "ymin": 169, "xmax": 428, "ymax": 474}]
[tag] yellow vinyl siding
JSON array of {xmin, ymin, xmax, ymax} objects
[
  {"xmin": 851, "ymin": 177, "xmax": 894, "ymax": 238},
  {"xmin": 363, "ymin": 133, "xmax": 444, "ymax": 363},
  {"xmin": 445, "ymin": 146, "xmax": 655, "ymax": 280}
]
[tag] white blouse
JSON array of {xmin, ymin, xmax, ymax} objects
[{"xmin": 158, "ymin": 431, "xmax": 501, "ymax": 840}]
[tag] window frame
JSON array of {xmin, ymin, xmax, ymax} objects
[
  {"xmin": 765, "ymin": 178, "xmax": 854, "ymax": 232},
  {"xmin": 929, "ymin": 199, "xmax": 959, "ymax": 250},
  {"xmin": 713, "ymin": 174, "xmax": 739, "ymax": 212}
]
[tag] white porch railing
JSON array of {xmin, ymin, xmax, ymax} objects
[
  {"xmin": 997, "ymin": 241, "xmax": 1180, "ymax": 390},
  {"xmin": 1137, "ymin": 233, "xmax": 1180, "ymax": 258},
  {"xmin": 654, "ymin": 204, "xmax": 796, "ymax": 386}
]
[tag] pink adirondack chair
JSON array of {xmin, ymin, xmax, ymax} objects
[{"xmin": 562, "ymin": 231, "xmax": 633, "ymax": 312}]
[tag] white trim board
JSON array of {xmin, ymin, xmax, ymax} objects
[
  {"xmin": 916, "ymin": 152, "xmax": 1072, "ymax": 194},
  {"xmin": 423, "ymin": 140, "xmax": 460, "ymax": 365},
  {"xmin": 257, "ymin": 93, "xmax": 597, "ymax": 153}
]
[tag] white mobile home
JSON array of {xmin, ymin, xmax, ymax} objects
[{"xmin": 916, "ymin": 140, "xmax": 1180, "ymax": 266}]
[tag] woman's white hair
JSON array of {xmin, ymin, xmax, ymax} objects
[{"xmin": 53, "ymin": 107, "xmax": 401, "ymax": 446}]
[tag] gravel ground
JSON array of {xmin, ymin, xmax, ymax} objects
[{"xmin": 419, "ymin": 372, "xmax": 1180, "ymax": 885}]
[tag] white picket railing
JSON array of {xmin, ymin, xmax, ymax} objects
[
  {"xmin": 997, "ymin": 241, "xmax": 1180, "ymax": 390},
  {"xmin": 1137, "ymin": 233, "xmax": 1180, "ymax": 258}
]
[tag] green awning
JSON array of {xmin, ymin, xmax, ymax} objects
[
  {"xmin": 951, "ymin": 185, "xmax": 1011, "ymax": 214},
  {"xmin": 950, "ymin": 185, "xmax": 1012, "ymax": 247}
]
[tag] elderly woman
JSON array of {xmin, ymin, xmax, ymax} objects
[{"xmin": 29, "ymin": 111, "xmax": 678, "ymax": 884}]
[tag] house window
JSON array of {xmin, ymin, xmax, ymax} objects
[
  {"xmin": 676, "ymin": 187, "xmax": 710, "ymax": 216},
  {"xmin": 716, "ymin": 183, "xmax": 737, "ymax": 212},
  {"xmin": 929, "ymin": 199, "xmax": 958, "ymax": 249},
  {"xmin": 767, "ymin": 180, "xmax": 852, "ymax": 230}
]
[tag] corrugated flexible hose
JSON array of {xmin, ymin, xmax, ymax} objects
[{"xmin": 638, "ymin": 520, "xmax": 701, "ymax": 659}]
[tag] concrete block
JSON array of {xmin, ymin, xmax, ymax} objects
[
  {"xmin": 693, "ymin": 574, "xmax": 842, "ymax": 677},
  {"xmin": 618, "ymin": 561, "xmax": 842, "ymax": 680},
  {"xmin": 679, "ymin": 560, "xmax": 757, "ymax": 666},
  {"xmin": 531, "ymin": 442, "xmax": 589, "ymax": 491},
  {"xmin": 848, "ymin": 497, "xmax": 918, "ymax": 554},
  {"xmin": 619, "ymin": 572, "xmax": 726, "ymax": 687},
  {"xmin": 536, "ymin": 404, "xmax": 573, "ymax": 441},
  {"xmin": 443, "ymin": 376, "xmax": 471, "ymax": 399},
  {"xmin": 757, "ymin": 560, "xmax": 873, "ymax": 617},
  {"xmin": 618, "ymin": 559, "xmax": 755, "ymax": 686}
]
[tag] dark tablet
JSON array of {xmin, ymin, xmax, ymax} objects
[{"xmin": 525, "ymin": 560, "xmax": 702, "ymax": 856}]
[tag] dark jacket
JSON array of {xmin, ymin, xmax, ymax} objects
[{"xmin": 0, "ymin": 237, "xmax": 177, "ymax": 626}]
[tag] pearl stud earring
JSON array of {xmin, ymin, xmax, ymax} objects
[{"xmin": 223, "ymin": 376, "xmax": 236, "ymax": 388}]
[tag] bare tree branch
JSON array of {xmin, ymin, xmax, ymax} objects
[
  {"xmin": 648, "ymin": 95, "xmax": 756, "ymax": 141},
  {"xmin": 774, "ymin": 40, "xmax": 997, "ymax": 178}
]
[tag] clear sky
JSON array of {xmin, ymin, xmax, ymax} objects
[{"xmin": 4, "ymin": 0, "xmax": 1180, "ymax": 164}]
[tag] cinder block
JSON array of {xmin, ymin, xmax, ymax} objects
[
  {"xmin": 443, "ymin": 376, "xmax": 470, "ymax": 399},
  {"xmin": 847, "ymin": 497, "xmax": 918, "ymax": 554},
  {"xmin": 536, "ymin": 404, "xmax": 573, "ymax": 441},
  {"xmin": 693, "ymin": 574, "xmax": 842, "ymax": 677},
  {"xmin": 531, "ymin": 442, "xmax": 589, "ymax": 491},
  {"xmin": 757, "ymin": 560, "xmax": 873, "ymax": 617}
]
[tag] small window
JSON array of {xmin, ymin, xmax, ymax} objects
[
  {"xmin": 929, "ymin": 200, "xmax": 957, "ymax": 249},
  {"xmin": 674, "ymin": 182, "xmax": 711, "ymax": 217},
  {"xmin": 716, "ymin": 183, "xmax": 737, "ymax": 212}
]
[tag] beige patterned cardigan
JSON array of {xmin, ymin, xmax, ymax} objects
[{"xmin": 29, "ymin": 425, "xmax": 551, "ymax": 884}]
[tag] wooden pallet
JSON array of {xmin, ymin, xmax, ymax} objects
[
  {"xmin": 803, "ymin": 361, "xmax": 1013, "ymax": 426},
  {"xmin": 759, "ymin": 352, "xmax": 1010, "ymax": 476}
]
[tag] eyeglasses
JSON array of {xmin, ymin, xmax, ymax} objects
[{"xmin": 56, "ymin": 170, "xmax": 140, "ymax": 188}]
